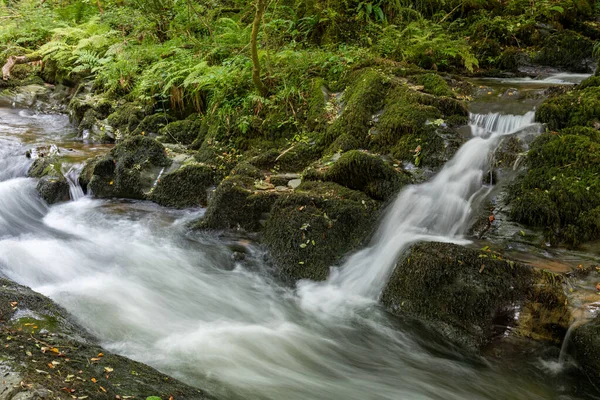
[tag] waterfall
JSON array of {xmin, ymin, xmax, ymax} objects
[
  {"xmin": 299, "ymin": 111, "xmax": 541, "ymax": 307},
  {"xmin": 63, "ymin": 163, "xmax": 85, "ymax": 201}
]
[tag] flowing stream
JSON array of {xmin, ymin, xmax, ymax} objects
[{"xmin": 0, "ymin": 78, "xmax": 596, "ymax": 399}]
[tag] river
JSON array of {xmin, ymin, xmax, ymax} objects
[{"xmin": 0, "ymin": 75, "xmax": 597, "ymax": 399}]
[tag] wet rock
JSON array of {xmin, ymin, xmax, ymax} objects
[
  {"xmin": 0, "ymin": 278, "xmax": 213, "ymax": 400},
  {"xmin": 288, "ymin": 178, "xmax": 302, "ymax": 189},
  {"xmin": 88, "ymin": 136, "xmax": 172, "ymax": 199},
  {"xmin": 36, "ymin": 176, "xmax": 70, "ymax": 204},
  {"xmin": 195, "ymin": 175, "xmax": 279, "ymax": 231},
  {"xmin": 381, "ymin": 242, "xmax": 569, "ymax": 349},
  {"xmin": 264, "ymin": 181, "xmax": 379, "ymax": 282},
  {"xmin": 150, "ymin": 164, "xmax": 217, "ymax": 208},
  {"xmin": 570, "ymin": 315, "xmax": 600, "ymax": 379}
]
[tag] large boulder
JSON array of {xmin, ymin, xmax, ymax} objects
[
  {"xmin": 264, "ymin": 181, "xmax": 379, "ymax": 282},
  {"xmin": 570, "ymin": 315, "xmax": 600, "ymax": 379},
  {"xmin": 87, "ymin": 136, "xmax": 172, "ymax": 199},
  {"xmin": 381, "ymin": 242, "xmax": 569, "ymax": 349},
  {"xmin": 150, "ymin": 163, "xmax": 218, "ymax": 208},
  {"xmin": 0, "ymin": 278, "xmax": 213, "ymax": 400},
  {"xmin": 195, "ymin": 175, "xmax": 279, "ymax": 231}
]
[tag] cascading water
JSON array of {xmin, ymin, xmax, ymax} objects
[
  {"xmin": 0, "ymin": 80, "xmax": 594, "ymax": 400},
  {"xmin": 63, "ymin": 163, "xmax": 85, "ymax": 201},
  {"xmin": 298, "ymin": 111, "xmax": 540, "ymax": 305}
]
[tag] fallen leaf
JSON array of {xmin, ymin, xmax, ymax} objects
[
  {"xmin": 104, "ymin": 367, "xmax": 113, "ymax": 373},
  {"xmin": 91, "ymin": 378, "xmax": 97, "ymax": 383}
]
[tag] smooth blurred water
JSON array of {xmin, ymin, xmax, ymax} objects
[{"xmin": 0, "ymin": 95, "xmax": 595, "ymax": 399}]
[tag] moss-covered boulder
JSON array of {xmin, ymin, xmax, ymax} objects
[
  {"xmin": 0, "ymin": 278, "xmax": 212, "ymax": 400},
  {"xmin": 411, "ymin": 73, "xmax": 454, "ymax": 97},
  {"xmin": 534, "ymin": 30, "xmax": 594, "ymax": 73},
  {"xmin": 381, "ymin": 242, "xmax": 569, "ymax": 348},
  {"xmin": 105, "ymin": 102, "xmax": 146, "ymax": 136},
  {"xmin": 264, "ymin": 181, "xmax": 379, "ymax": 282},
  {"xmin": 36, "ymin": 175, "xmax": 70, "ymax": 204},
  {"xmin": 149, "ymin": 164, "xmax": 217, "ymax": 208},
  {"xmin": 131, "ymin": 113, "xmax": 176, "ymax": 136},
  {"xmin": 195, "ymin": 175, "xmax": 279, "ymax": 231},
  {"xmin": 322, "ymin": 150, "xmax": 410, "ymax": 200},
  {"xmin": 88, "ymin": 136, "xmax": 172, "ymax": 199},
  {"xmin": 508, "ymin": 129, "xmax": 600, "ymax": 246},
  {"xmin": 28, "ymin": 156, "xmax": 70, "ymax": 204},
  {"xmin": 324, "ymin": 68, "xmax": 390, "ymax": 146},
  {"xmin": 536, "ymin": 86, "xmax": 600, "ymax": 131},
  {"xmin": 570, "ymin": 315, "xmax": 600, "ymax": 379},
  {"xmin": 158, "ymin": 118, "xmax": 206, "ymax": 145}
]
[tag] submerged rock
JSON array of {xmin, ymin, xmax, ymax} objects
[
  {"xmin": 0, "ymin": 278, "xmax": 212, "ymax": 400},
  {"xmin": 381, "ymin": 242, "xmax": 569, "ymax": 349}
]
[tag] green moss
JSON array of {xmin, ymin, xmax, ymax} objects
[
  {"xmin": 324, "ymin": 68, "xmax": 391, "ymax": 146},
  {"xmin": 28, "ymin": 156, "xmax": 62, "ymax": 178},
  {"xmin": 131, "ymin": 113, "xmax": 176, "ymax": 136},
  {"xmin": 106, "ymin": 102, "xmax": 146, "ymax": 134},
  {"xmin": 571, "ymin": 315, "xmax": 600, "ymax": 380},
  {"xmin": 534, "ymin": 30, "xmax": 594, "ymax": 73},
  {"xmin": 150, "ymin": 164, "xmax": 217, "ymax": 208},
  {"xmin": 264, "ymin": 181, "xmax": 379, "ymax": 282},
  {"xmin": 381, "ymin": 242, "xmax": 536, "ymax": 348},
  {"xmin": 230, "ymin": 161, "xmax": 263, "ymax": 179},
  {"xmin": 276, "ymin": 142, "xmax": 322, "ymax": 172},
  {"xmin": 158, "ymin": 118, "xmax": 207, "ymax": 145},
  {"xmin": 509, "ymin": 131, "xmax": 600, "ymax": 246},
  {"xmin": 390, "ymin": 131, "xmax": 446, "ymax": 167},
  {"xmin": 89, "ymin": 136, "xmax": 171, "ymax": 199},
  {"xmin": 324, "ymin": 150, "xmax": 410, "ymax": 200},
  {"xmin": 195, "ymin": 175, "xmax": 278, "ymax": 231},
  {"xmin": 578, "ymin": 75, "xmax": 600, "ymax": 90},
  {"xmin": 325, "ymin": 132, "xmax": 362, "ymax": 155},
  {"xmin": 412, "ymin": 73, "xmax": 453, "ymax": 97},
  {"xmin": 537, "ymin": 86, "xmax": 600, "ymax": 130}
]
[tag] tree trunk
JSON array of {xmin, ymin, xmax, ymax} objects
[
  {"xmin": 2, "ymin": 54, "xmax": 42, "ymax": 81},
  {"xmin": 251, "ymin": 0, "xmax": 268, "ymax": 97}
]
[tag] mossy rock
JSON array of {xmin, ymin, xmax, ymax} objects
[
  {"xmin": 537, "ymin": 86, "xmax": 600, "ymax": 130},
  {"xmin": 323, "ymin": 150, "xmax": 410, "ymax": 200},
  {"xmin": 534, "ymin": 30, "xmax": 594, "ymax": 73},
  {"xmin": 105, "ymin": 102, "xmax": 146, "ymax": 134},
  {"xmin": 195, "ymin": 175, "xmax": 278, "ymax": 231},
  {"xmin": 325, "ymin": 132, "xmax": 362, "ymax": 155},
  {"xmin": 150, "ymin": 164, "xmax": 217, "ymax": 208},
  {"xmin": 570, "ymin": 315, "xmax": 600, "ymax": 380},
  {"xmin": 28, "ymin": 156, "xmax": 62, "ymax": 179},
  {"xmin": 158, "ymin": 118, "xmax": 207, "ymax": 145},
  {"xmin": 78, "ymin": 155, "xmax": 101, "ymax": 194},
  {"xmin": 230, "ymin": 161, "xmax": 263, "ymax": 180},
  {"xmin": 412, "ymin": 73, "xmax": 453, "ymax": 97},
  {"xmin": 381, "ymin": 242, "xmax": 549, "ymax": 349},
  {"xmin": 131, "ymin": 113, "xmax": 176, "ymax": 136},
  {"xmin": 508, "ymin": 130, "xmax": 600, "ymax": 246},
  {"xmin": 276, "ymin": 142, "xmax": 322, "ymax": 172},
  {"xmin": 0, "ymin": 278, "xmax": 213, "ymax": 400},
  {"xmin": 323, "ymin": 68, "xmax": 391, "ymax": 146},
  {"xmin": 88, "ymin": 136, "xmax": 172, "ymax": 200},
  {"xmin": 36, "ymin": 176, "xmax": 70, "ymax": 204},
  {"xmin": 264, "ymin": 181, "xmax": 379, "ymax": 282}
]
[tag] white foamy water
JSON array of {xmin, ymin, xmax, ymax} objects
[{"xmin": 0, "ymin": 92, "xmax": 591, "ymax": 400}]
